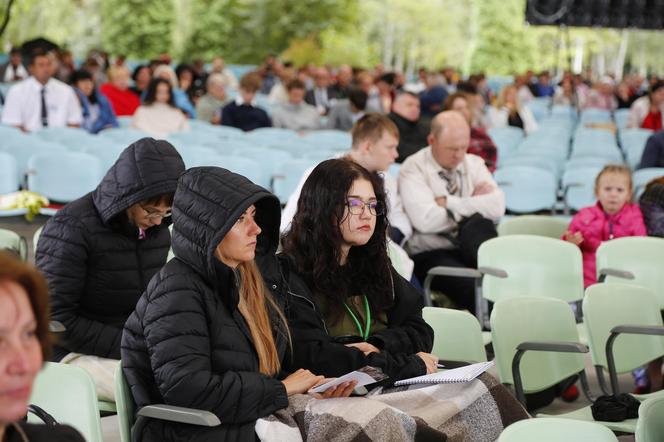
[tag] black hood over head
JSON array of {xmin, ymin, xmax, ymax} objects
[
  {"xmin": 92, "ymin": 137, "xmax": 185, "ymax": 224},
  {"xmin": 171, "ymin": 167, "xmax": 281, "ymax": 286}
]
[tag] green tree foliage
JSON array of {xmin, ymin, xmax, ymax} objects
[
  {"xmin": 469, "ymin": 0, "xmax": 536, "ymax": 75},
  {"xmin": 100, "ymin": 0, "xmax": 175, "ymax": 59}
]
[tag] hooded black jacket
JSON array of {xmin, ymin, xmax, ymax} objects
[
  {"xmin": 275, "ymin": 254, "xmax": 434, "ymax": 383},
  {"xmin": 35, "ymin": 138, "xmax": 185, "ymax": 361},
  {"xmin": 121, "ymin": 167, "xmax": 288, "ymax": 442}
]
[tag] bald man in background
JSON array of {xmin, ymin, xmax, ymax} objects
[{"xmin": 398, "ymin": 111, "xmax": 504, "ymax": 312}]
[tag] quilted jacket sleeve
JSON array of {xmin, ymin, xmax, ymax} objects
[
  {"xmin": 142, "ymin": 276, "xmax": 288, "ymax": 424},
  {"xmin": 36, "ymin": 215, "xmax": 122, "ymax": 359}
]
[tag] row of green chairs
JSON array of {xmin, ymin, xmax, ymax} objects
[
  {"xmin": 499, "ymin": 396, "xmax": 664, "ymax": 442},
  {"xmin": 492, "ymin": 283, "xmax": 664, "ymax": 434},
  {"xmin": 423, "ymin": 295, "xmax": 664, "ymax": 439}
]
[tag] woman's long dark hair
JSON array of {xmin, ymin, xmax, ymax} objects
[
  {"xmin": 143, "ymin": 78, "xmax": 175, "ymax": 107},
  {"xmin": 282, "ymin": 159, "xmax": 393, "ymax": 323}
]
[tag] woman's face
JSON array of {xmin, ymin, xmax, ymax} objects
[
  {"xmin": 338, "ymin": 179, "xmax": 379, "ymax": 250},
  {"xmin": 155, "ymin": 83, "xmax": 171, "ymax": 104},
  {"xmin": 216, "ymin": 205, "xmax": 261, "ymax": 268},
  {"xmin": 0, "ymin": 280, "xmax": 42, "ymax": 425},
  {"xmin": 76, "ymin": 79, "xmax": 94, "ymax": 98},
  {"xmin": 135, "ymin": 68, "xmax": 151, "ymax": 88}
]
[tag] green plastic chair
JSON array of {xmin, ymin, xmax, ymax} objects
[
  {"xmin": 498, "ymin": 418, "xmax": 619, "ymax": 442},
  {"xmin": 490, "ymin": 297, "xmax": 637, "ymax": 433},
  {"xmin": 582, "ymin": 283, "xmax": 664, "ymax": 397},
  {"xmin": 424, "ymin": 235, "xmax": 586, "ymax": 343},
  {"xmin": 422, "ymin": 307, "xmax": 487, "ymax": 363},
  {"xmin": 115, "ymin": 363, "xmax": 221, "ymax": 442},
  {"xmin": 32, "ymin": 225, "xmax": 43, "ymax": 255},
  {"xmin": 635, "ymin": 395, "xmax": 664, "ymax": 442},
  {"xmin": 28, "ymin": 362, "xmax": 104, "ymax": 442},
  {"xmin": 0, "ymin": 228, "xmax": 28, "ymax": 261},
  {"xmin": 596, "ymin": 237, "xmax": 664, "ymax": 309},
  {"xmin": 497, "ymin": 216, "xmax": 570, "ymax": 239}
]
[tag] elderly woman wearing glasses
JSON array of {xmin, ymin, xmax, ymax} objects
[
  {"xmin": 277, "ymin": 159, "xmax": 437, "ymax": 381},
  {"xmin": 35, "ymin": 137, "xmax": 184, "ymax": 402}
]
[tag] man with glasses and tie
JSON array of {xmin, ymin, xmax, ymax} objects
[
  {"xmin": 399, "ymin": 111, "xmax": 504, "ymax": 312},
  {"xmin": 35, "ymin": 137, "xmax": 185, "ymax": 402},
  {"xmin": 1, "ymin": 48, "xmax": 81, "ymax": 132}
]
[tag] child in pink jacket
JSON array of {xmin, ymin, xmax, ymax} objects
[{"xmin": 563, "ymin": 165, "xmax": 647, "ymax": 287}]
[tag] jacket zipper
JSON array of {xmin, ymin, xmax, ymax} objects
[{"xmin": 288, "ymin": 290, "xmax": 329, "ymax": 335}]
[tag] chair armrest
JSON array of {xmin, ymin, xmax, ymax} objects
[
  {"xmin": 477, "ymin": 266, "xmax": 508, "ymax": 278},
  {"xmin": 597, "ymin": 267, "xmax": 635, "ymax": 283},
  {"xmin": 137, "ymin": 404, "xmax": 221, "ymax": 426},
  {"xmin": 511, "ymin": 340, "xmax": 588, "ymax": 405},
  {"xmin": 49, "ymin": 321, "xmax": 66, "ymax": 333},
  {"xmin": 611, "ymin": 324, "xmax": 664, "ymax": 336},
  {"xmin": 426, "ymin": 266, "xmax": 483, "ymax": 279},
  {"xmin": 516, "ymin": 341, "xmax": 589, "ymax": 354},
  {"xmin": 606, "ymin": 324, "xmax": 664, "ymax": 395},
  {"xmin": 423, "ymin": 266, "xmax": 482, "ymax": 307}
]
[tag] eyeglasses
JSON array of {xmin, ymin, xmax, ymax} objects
[
  {"xmin": 346, "ymin": 198, "xmax": 385, "ymax": 216},
  {"xmin": 140, "ymin": 205, "xmax": 172, "ymax": 220}
]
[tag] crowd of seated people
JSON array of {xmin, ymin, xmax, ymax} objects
[{"xmin": 5, "ymin": 45, "xmax": 664, "ymax": 440}]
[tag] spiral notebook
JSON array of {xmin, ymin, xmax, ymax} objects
[{"xmin": 393, "ymin": 360, "xmax": 494, "ymax": 386}]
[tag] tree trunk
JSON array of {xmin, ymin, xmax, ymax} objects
[{"xmin": 614, "ymin": 28, "xmax": 629, "ymax": 79}]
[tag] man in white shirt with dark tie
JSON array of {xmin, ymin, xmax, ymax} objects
[{"xmin": 2, "ymin": 49, "xmax": 82, "ymax": 132}]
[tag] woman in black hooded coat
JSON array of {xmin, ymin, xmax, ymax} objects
[{"xmin": 122, "ymin": 167, "xmax": 351, "ymax": 442}]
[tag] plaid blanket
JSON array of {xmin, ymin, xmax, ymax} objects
[{"xmin": 256, "ymin": 373, "xmax": 529, "ymax": 441}]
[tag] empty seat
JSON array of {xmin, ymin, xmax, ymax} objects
[
  {"xmin": 27, "ymin": 152, "xmax": 103, "ymax": 203},
  {"xmin": 494, "ymin": 166, "xmax": 557, "ymax": 213}
]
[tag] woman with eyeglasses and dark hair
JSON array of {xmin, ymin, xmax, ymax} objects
[
  {"xmin": 278, "ymin": 159, "xmax": 437, "ymax": 381},
  {"xmin": 35, "ymin": 138, "xmax": 185, "ymax": 403}
]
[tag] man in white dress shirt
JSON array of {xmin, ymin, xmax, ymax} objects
[
  {"xmin": 2, "ymin": 49, "xmax": 82, "ymax": 132},
  {"xmin": 399, "ymin": 111, "xmax": 505, "ymax": 311}
]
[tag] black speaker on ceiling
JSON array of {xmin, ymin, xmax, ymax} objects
[{"xmin": 526, "ymin": 0, "xmax": 664, "ymax": 29}]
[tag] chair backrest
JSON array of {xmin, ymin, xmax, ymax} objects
[
  {"xmin": 497, "ymin": 215, "xmax": 569, "ymax": 239},
  {"xmin": 582, "ymin": 283, "xmax": 664, "ymax": 373},
  {"xmin": 635, "ymin": 395, "xmax": 664, "ymax": 442},
  {"xmin": 0, "ymin": 151, "xmax": 19, "ymax": 193},
  {"xmin": 27, "ymin": 152, "xmax": 103, "ymax": 203},
  {"xmin": 422, "ymin": 307, "xmax": 487, "ymax": 363},
  {"xmin": 596, "ymin": 236, "xmax": 664, "ymax": 308},
  {"xmin": 633, "ymin": 167, "xmax": 664, "ymax": 200},
  {"xmin": 0, "ymin": 228, "xmax": 27, "ymax": 260},
  {"xmin": 562, "ymin": 166, "xmax": 604, "ymax": 212},
  {"xmin": 498, "ymin": 417, "xmax": 618, "ymax": 442},
  {"xmin": 479, "ymin": 235, "xmax": 584, "ymax": 304},
  {"xmin": 32, "ymin": 225, "xmax": 43, "ymax": 255},
  {"xmin": 115, "ymin": 364, "xmax": 135, "ymax": 442},
  {"xmin": 205, "ymin": 155, "xmax": 267, "ymax": 188},
  {"xmin": 490, "ymin": 297, "xmax": 585, "ymax": 390},
  {"xmin": 494, "ymin": 166, "xmax": 557, "ymax": 213},
  {"xmin": 29, "ymin": 362, "xmax": 103, "ymax": 442},
  {"xmin": 273, "ymin": 159, "xmax": 318, "ymax": 203}
]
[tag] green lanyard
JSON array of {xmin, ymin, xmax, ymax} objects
[{"xmin": 343, "ymin": 295, "xmax": 371, "ymax": 340}]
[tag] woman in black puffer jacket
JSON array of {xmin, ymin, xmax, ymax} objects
[{"xmin": 122, "ymin": 167, "xmax": 349, "ymax": 442}]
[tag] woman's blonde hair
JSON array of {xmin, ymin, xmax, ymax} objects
[
  {"xmin": 494, "ymin": 84, "xmax": 520, "ymax": 111},
  {"xmin": 236, "ymin": 260, "xmax": 290, "ymax": 376},
  {"xmin": 153, "ymin": 64, "xmax": 179, "ymax": 89},
  {"xmin": 594, "ymin": 164, "xmax": 633, "ymax": 193}
]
